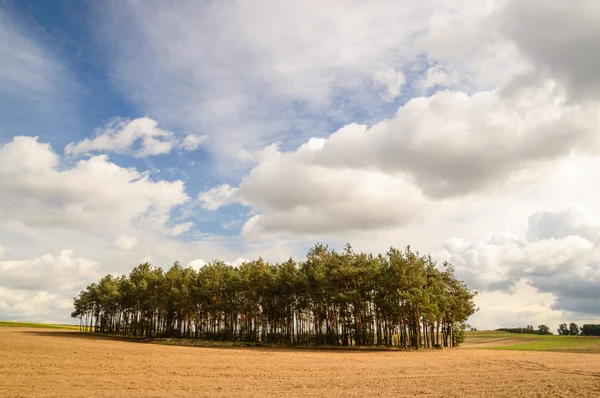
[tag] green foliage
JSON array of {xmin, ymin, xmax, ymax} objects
[
  {"xmin": 496, "ymin": 325, "xmax": 553, "ymax": 335},
  {"xmin": 557, "ymin": 323, "xmax": 569, "ymax": 335},
  {"xmin": 72, "ymin": 244, "xmax": 477, "ymax": 349},
  {"xmin": 569, "ymin": 323, "xmax": 580, "ymax": 336},
  {"xmin": 537, "ymin": 324, "xmax": 551, "ymax": 335},
  {"xmin": 560, "ymin": 322, "xmax": 585, "ymax": 336},
  {"xmin": 580, "ymin": 324, "xmax": 600, "ymax": 336}
]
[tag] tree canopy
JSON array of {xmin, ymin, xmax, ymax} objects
[
  {"xmin": 558, "ymin": 322, "xmax": 582, "ymax": 336},
  {"xmin": 580, "ymin": 324, "xmax": 600, "ymax": 336},
  {"xmin": 72, "ymin": 244, "xmax": 477, "ymax": 349},
  {"xmin": 496, "ymin": 325, "xmax": 552, "ymax": 335}
]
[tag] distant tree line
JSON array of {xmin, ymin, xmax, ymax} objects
[
  {"xmin": 72, "ymin": 244, "xmax": 477, "ymax": 349},
  {"xmin": 558, "ymin": 323, "xmax": 600, "ymax": 336},
  {"xmin": 496, "ymin": 325, "xmax": 552, "ymax": 335}
]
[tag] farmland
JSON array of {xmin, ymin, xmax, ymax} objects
[
  {"xmin": 1, "ymin": 326, "xmax": 600, "ymax": 397},
  {"xmin": 463, "ymin": 330, "xmax": 600, "ymax": 353},
  {"xmin": 0, "ymin": 321, "xmax": 80, "ymax": 330}
]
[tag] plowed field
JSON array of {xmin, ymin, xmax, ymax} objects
[{"xmin": 1, "ymin": 327, "xmax": 599, "ymax": 397}]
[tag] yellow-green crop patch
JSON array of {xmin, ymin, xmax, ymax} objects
[
  {"xmin": 464, "ymin": 330, "xmax": 600, "ymax": 353},
  {"xmin": 0, "ymin": 321, "xmax": 80, "ymax": 330},
  {"xmin": 486, "ymin": 336, "xmax": 600, "ymax": 352}
]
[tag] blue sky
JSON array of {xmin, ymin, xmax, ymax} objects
[{"xmin": 1, "ymin": 0, "xmax": 600, "ymax": 330}]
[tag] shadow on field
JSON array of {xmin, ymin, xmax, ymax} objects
[
  {"xmin": 20, "ymin": 330, "xmax": 147, "ymax": 344},
  {"xmin": 19, "ymin": 330, "xmax": 422, "ymax": 354}
]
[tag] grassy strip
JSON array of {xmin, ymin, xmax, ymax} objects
[
  {"xmin": 486, "ymin": 337, "xmax": 600, "ymax": 352},
  {"xmin": 0, "ymin": 321, "xmax": 80, "ymax": 330},
  {"xmin": 464, "ymin": 330, "xmax": 600, "ymax": 352}
]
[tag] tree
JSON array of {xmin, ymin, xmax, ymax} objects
[
  {"xmin": 72, "ymin": 243, "xmax": 477, "ymax": 349},
  {"xmin": 538, "ymin": 325, "xmax": 551, "ymax": 335},
  {"xmin": 569, "ymin": 323, "xmax": 579, "ymax": 336},
  {"xmin": 580, "ymin": 324, "xmax": 600, "ymax": 336},
  {"xmin": 558, "ymin": 323, "xmax": 569, "ymax": 335}
]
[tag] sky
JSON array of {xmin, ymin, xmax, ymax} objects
[{"xmin": 1, "ymin": 0, "xmax": 599, "ymax": 331}]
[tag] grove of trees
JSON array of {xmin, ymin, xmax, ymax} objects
[
  {"xmin": 581, "ymin": 324, "xmax": 600, "ymax": 336},
  {"xmin": 559, "ymin": 323, "xmax": 600, "ymax": 336},
  {"xmin": 497, "ymin": 325, "xmax": 552, "ymax": 335},
  {"xmin": 72, "ymin": 244, "xmax": 477, "ymax": 349},
  {"xmin": 557, "ymin": 323, "xmax": 581, "ymax": 336}
]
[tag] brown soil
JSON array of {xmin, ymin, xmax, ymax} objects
[
  {"xmin": 460, "ymin": 337, "xmax": 540, "ymax": 348},
  {"xmin": 1, "ymin": 327, "xmax": 599, "ymax": 397}
]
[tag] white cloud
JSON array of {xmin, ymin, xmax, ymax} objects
[
  {"xmin": 527, "ymin": 203, "xmax": 600, "ymax": 242},
  {"xmin": 0, "ymin": 136, "xmax": 190, "ymax": 235},
  {"xmin": 187, "ymin": 258, "xmax": 206, "ymax": 270},
  {"xmin": 165, "ymin": 222, "xmax": 194, "ymax": 237},
  {"xmin": 92, "ymin": 0, "xmax": 442, "ymax": 161},
  {"xmin": 179, "ymin": 134, "xmax": 207, "ymax": 151},
  {"xmin": 187, "ymin": 256, "xmax": 250, "ymax": 270},
  {"xmin": 415, "ymin": 65, "xmax": 461, "ymax": 92},
  {"xmin": 113, "ymin": 235, "xmax": 138, "ymax": 251},
  {"xmin": 436, "ymin": 206, "xmax": 600, "ymax": 316},
  {"xmin": 373, "ymin": 67, "xmax": 406, "ymax": 100},
  {"xmin": 198, "ymin": 184, "xmax": 238, "ymax": 211},
  {"xmin": 203, "ymin": 79, "xmax": 599, "ymax": 236},
  {"xmin": 0, "ymin": 249, "xmax": 101, "ymax": 292},
  {"xmin": 238, "ymin": 166, "xmax": 425, "ymax": 237},
  {"xmin": 0, "ymin": 287, "xmax": 73, "ymax": 323},
  {"xmin": 65, "ymin": 117, "xmax": 204, "ymax": 158},
  {"xmin": 0, "ymin": 244, "xmax": 4, "ymax": 259},
  {"xmin": 468, "ymin": 280, "xmax": 563, "ymax": 331},
  {"xmin": 227, "ymin": 257, "xmax": 250, "ymax": 267},
  {"xmin": 500, "ymin": 0, "xmax": 600, "ymax": 100},
  {"xmin": 418, "ymin": 0, "xmax": 529, "ymax": 92}
]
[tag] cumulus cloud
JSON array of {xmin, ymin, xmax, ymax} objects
[
  {"xmin": 526, "ymin": 204, "xmax": 600, "ymax": 242},
  {"xmin": 224, "ymin": 132, "xmax": 426, "ymax": 236},
  {"xmin": 0, "ymin": 136, "xmax": 190, "ymax": 234},
  {"xmin": 417, "ymin": 0, "xmax": 527, "ymax": 92},
  {"xmin": 198, "ymin": 184, "xmax": 238, "ymax": 211},
  {"xmin": 227, "ymin": 257, "xmax": 250, "ymax": 267},
  {"xmin": 436, "ymin": 207, "xmax": 600, "ymax": 316},
  {"xmin": 0, "ymin": 287, "xmax": 73, "ymax": 323},
  {"xmin": 373, "ymin": 67, "xmax": 406, "ymax": 100},
  {"xmin": 113, "ymin": 235, "xmax": 138, "ymax": 251},
  {"xmin": 203, "ymin": 80, "xmax": 598, "ymax": 236},
  {"xmin": 499, "ymin": 0, "xmax": 600, "ymax": 100},
  {"xmin": 65, "ymin": 117, "xmax": 206, "ymax": 158},
  {"xmin": 239, "ymin": 166, "xmax": 425, "ymax": 237},
  {"xmin": 165, "ymin": 222, "xmax": 194, "ymax": 237},
  {"xmin": 187, "ymin": 257, "xmax": 249, "ymax": 270},
  {"xmin": 415, "ymin": 65, "xmax": 460, "ymax": 92},
  {"xmin": 92, "ymin": 0, "xmax": 441, "ymax": 159},
  {"xmin": 186, "ymin": 258, "xmax": 205, "ymax": 271},
  {"xmin": 323, "ymin": 84, "xmax": 596, "ymax": 198},
  {"xmin": 0, "ymin": 249, "xmax": 101, "ymax": 292},
  {"xmin": 179, "ymin": 134, "xmax": 207, "ymax": 151},
  {"xmin": 467, "ymin": 280, "xmax": 563, "ymax": 331}
]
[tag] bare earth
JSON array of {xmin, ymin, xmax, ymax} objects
[{"xmin": 1, "ymin": 328, "xmax": 599, "ymax": 397}]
